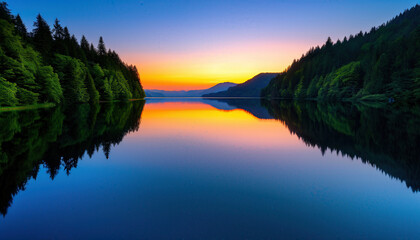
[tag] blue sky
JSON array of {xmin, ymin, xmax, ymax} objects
[{"xmin": 8, "ymin": 0, "xmax": 419, "ymax": 89}]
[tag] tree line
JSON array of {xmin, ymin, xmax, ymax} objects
[
  {"xmin": 261, "ymin": 5, "xmax": 420, "ymax": 104},
  {"xmin": 0, "ymin": 2, "xmax": 145, "ymax": 107}
]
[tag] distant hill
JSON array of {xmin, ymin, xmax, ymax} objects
[
  {"xmin": 145, "ymin": 82, "xmax": 237, "ymax": 97},
  {"xmin": 202, "ymin": 73, "xmax": 279, "ymax": 97},
  {"xmin": 202, "ymin": 82, "xmax": 238, "ymax": 95},
  {"xmin": 144, "ymin": 91, "xmax": 165, "ymax": 97},
  {"xmin": 262, "ymin": 5, "xmax": 420, "ymax": 104}
]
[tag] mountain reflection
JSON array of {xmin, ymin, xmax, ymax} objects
[{"xmin": 0, "ymin": 101, "xmax": 145, "ymax": 216}]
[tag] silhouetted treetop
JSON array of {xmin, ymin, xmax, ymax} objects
[{"xmin": 98, "ymin": 36, "xmax": 106, "ymax": 56}]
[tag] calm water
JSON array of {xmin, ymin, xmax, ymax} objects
[{"xmin": 0, "ymin": 99, "xmax": 419, "ymax": 239}]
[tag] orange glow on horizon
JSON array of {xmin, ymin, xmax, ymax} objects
[
  {"xmin": 129, "ymin": 101, "xmax": 305, "ymax": 150},
  {"xmin": 122, "ymin": 39, "xmax": 315, "ymax": 90}
]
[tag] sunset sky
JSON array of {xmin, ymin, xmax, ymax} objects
[{"xmin": 9, "ymin": 0, "xmax": 418, "ymax": 90}]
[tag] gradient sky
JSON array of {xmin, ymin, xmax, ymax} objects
[{"xmin": 9, "ymin": 0, "xmax": 419, "ymax": 90}]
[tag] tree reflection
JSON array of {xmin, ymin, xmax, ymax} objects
[
  {"xmin": 263, "ymin": 100, "xmax": 420, "ymax": 192},
  {"xmin": 184, "ymin": 98, "xmax": 420, "ymax": 192},
  {"xmin": 0, "ymin": 101, "xmax": 144, "ymax": 216},
  {"xmin": 1, "ymin": 99, "xmax": 419, "ymax": 217}
]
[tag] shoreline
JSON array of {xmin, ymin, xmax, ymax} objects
[{"xmin": 0, "ymin": 99, "xmax": 146, "ymax": 112}]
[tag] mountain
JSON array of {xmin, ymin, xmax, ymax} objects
[
  {"xmin": 202, "ymin": 73, "xmax": 279, "ymax": 97},
  {"xmin": 202, "ymin": 82, "xmax": 238, "ymax": 95},
  {"xmin": 144, "ymin": 91, "xmax": 165, "ymax": 97},
  {"xmin": 145, "ymin": 82, "xmax": 237, "ymax": 97},
  {"xmin": 262, "ymin": 5, "xmax": 420, "ymax": 104}
]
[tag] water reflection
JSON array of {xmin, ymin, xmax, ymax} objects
[
  {"xmin": 0, "ymin": 101, "xmax": 144, "ymax": 215},
  {"xmin": 263, "ymin": 100, "xmax": 420, "ymax": 191},
  {"xmin": 0, "ymin": 98, "xmax": 419, "ymax": 238},
  {"xmin": 147, "ymin": 98, "xmax": 420, "ymax": 191}
]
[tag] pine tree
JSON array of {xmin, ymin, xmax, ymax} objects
[
  {"xmin": 80, "ymin": 35, "xmax": 89, "ymax": 51},
  {"xmin": 325, "ymin": 37, "xmax": 333, "ymax": 48},
  {"xmin": 90, "ymin": 43, "xmax": 96, "ymax": 53},
  {"xmin": 52, "ymin": 18, "xmax": 64, "ymax": 40},
  {"xmin": 63, "ymin": 26, "xmax": 70, "ymax": 40},
  {"xmin": 14, "ymin": 14, "xmax": 27, "ymax": 38},
  {"xmin": 32, "ymin": 14, "xmax": 53, "ymax": 56},
  {"xmin": 98, "ymin": 36, "xmax": 106, "ymax": 56},
  {"xmin": 52, "ymin": 19, "xmax": 68, "ymax": 55},
  {"xmin": 0, "ymin": 1, "xmax": 12, "ymax": 22}
]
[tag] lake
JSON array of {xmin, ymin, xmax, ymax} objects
[{"xmin": 0, "ymin": 99, "xmax": 419, "ymax": 239}]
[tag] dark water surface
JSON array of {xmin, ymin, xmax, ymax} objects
[{"xmin": 0, "ymin": 99, "xmax": 419, "ymax": 239}]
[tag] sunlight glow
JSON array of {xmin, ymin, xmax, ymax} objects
[
  {"xmin": 124, "ymin": 40, "xmax": 313, "ymax": 90},
  {"xmin": 132, "ymin": 101, "xmax": 304, "ymax": 149}
]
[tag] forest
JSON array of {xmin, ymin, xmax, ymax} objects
[
  {"xmin": 0, "ymin": 2, "xmax": 145, "ymax": 107},
  {"xmin": 261, "ymin": 5, "xmax": 420, "ymax": 104}
]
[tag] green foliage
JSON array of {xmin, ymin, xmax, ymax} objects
[
  {"xmin": 52, "ymin": 54, "xmax": 89, "ymax": 103},
  {"xmin": 317, "ymin": 61, "xmax": 362, "ymax": 100},
  {"xmin": 294, "ymin": 78, "xmax": 306, "ymax": 98},
  {"xmin": 16, "ymin": 87, "xmax": 38, "ymax": 104},
  {"xmin": 86, "ymin": 72, "xmax": 100, "ymax": 103},
  {"xmin": 262, "ymin": 5, "xmax": 420, "ymax": 105},
  {"xmin": 91, "ymin": 64, "xmax": 113, "ymax": 101},
  {"xmin": 0, "ymin": 3, "xmax": 145, "ymax": 107},
  {"xmin": 306, "ymin": 75, "xmax": 319, "ymax": 98},
  {"xmin": 109, "ymin": 70, "xmax": 132, "ymax": 100},
  {"xmin": 0, "ymin": 77, "xmax": 18, "ymax": 106},
  {"xmin": 37, "ymin": 66, "xmax": 63, "ymax": 103}
]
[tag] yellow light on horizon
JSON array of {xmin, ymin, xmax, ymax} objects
[
  {"xmin": 131, "ymin": 101, "xmax": 304, "ymax": 150},
  {"xmin": 122, "ymin": 39, "xmax": 315, "ymax": 90}
]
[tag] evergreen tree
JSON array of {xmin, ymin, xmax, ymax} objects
[
  {"xmin": 85, "ymin": 71, "xmax": 100, "ymax": 103},
  {"xmin": 37, "ymin": 66, "xmax": 63, "ymax": 103},
  {"xmin": 325, "ymin": 37, "xmax": 333, "ymax": 48},
  {"xmin": 0, "ymin": 1, "xmax": 12, "ymax": 22},
  {"xmin": 80, "ymin": 35, "xmax": 89, "ymax": 51},
  {"xmin": 32, "ymin": 14, "xmax": 53, "ymax": 56},
  {"xmin": 0, "ymin": 77, "xmax": 18, "ymax": 106},
  {"xmin": 52, "ymin": 18, "xmax": 64, "ymax": 40},
  {"xmin": 52, "ymin": 18, "xmax": 68, "ymax": 55},
  {"xmin": 90, "ymin": 43, "xmax": 96, "ymax": 54},
  {"xmin": 63, "ymin": 26, "xmax": 70, "ymax": 41},
  {"xmin": 98, "ymin": 36, "xmax": 106, "ymax": 56},
  {"xmin": 80, "ymin": 35, "xmax": 90, "ymax": 60},
  {"xmin": 14, "ymin": 14, "xmax": 27, "ymax": 38}
]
